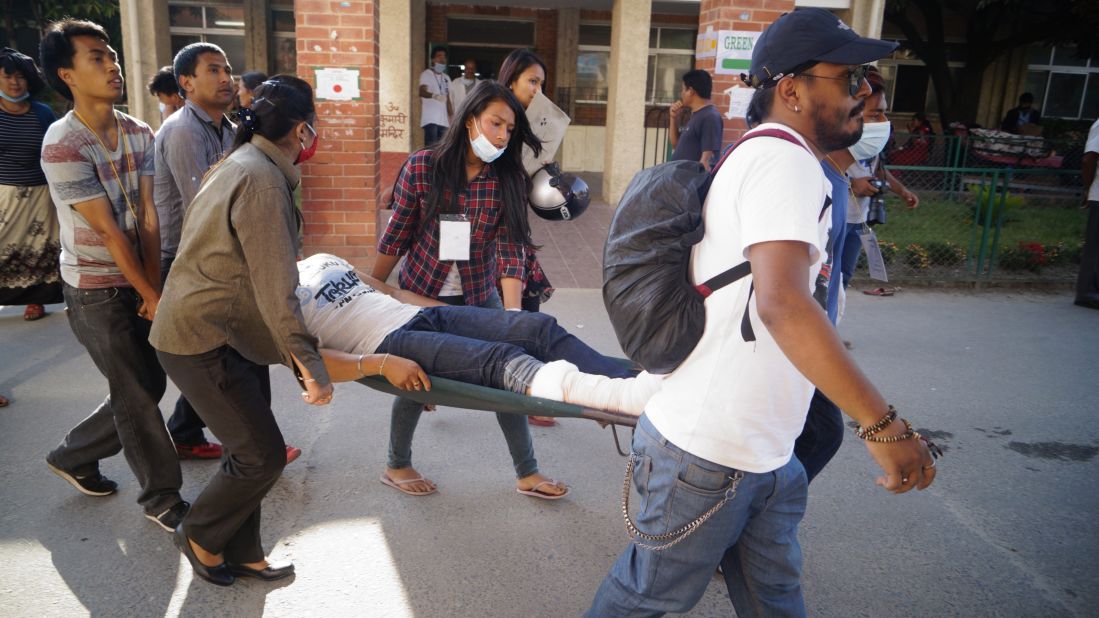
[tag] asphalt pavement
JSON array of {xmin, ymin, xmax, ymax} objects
[{"xmin": 1, "ymin": 288, "xmax": 1097, "ymax": 617}]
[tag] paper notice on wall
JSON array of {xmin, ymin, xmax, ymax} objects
[
  {"xmin": 715, "ymin": 30, "xmax": 760, "ymax": 75},
  {"xmin": 315, "ymin": 68, "xmax": 360, "ymax": 101},
  {"xmin": 696, "ymin": 26, "xmax": 717, "ymax": 59},
  {"xmin": 723, "ymin": 85, "xmax": 754, "ymax": 121}
]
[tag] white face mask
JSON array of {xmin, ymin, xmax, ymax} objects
[
  {"xmin": 158, "ymin": 101, "xmax": 168, "ymax": 115},
  {"xmin": 433, "ymin": 62, "xmax": 447, "ymax": 73},
  {"xmin": 848, "ymin": 120, "xmax": 891, "ymax": 161},
  {"xmin": 469, "ymin": 118, "xmax": 505, "ymax": 163}
]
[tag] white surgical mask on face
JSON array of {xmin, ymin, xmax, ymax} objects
[
  {"xmin": 158, "ymin": 101, "xmax": 168, "ymax": 114},
  {"xmin": 469, "ymin": 118, "xmax": 505, "ymax": 163},
  {"xmin": 0, "ymin": 90, "xmax": 29, "ymax": 103},
  {"xmin": 433, "ymin": 62, "xmax": 447, "ymax": 73},
  {"xmin": 848, "ymin": 120, "xmax": 891, "ymax": 161}
]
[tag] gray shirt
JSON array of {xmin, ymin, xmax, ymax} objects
[
  {"xmin": 670, "ymin": 104, "xmax": 723, "ymax": 164},
  {"xmin": 153, "ymin": 99, "xmax": 235, "ymax": 261},
  {"xmin": 149, "ymin": 135, "xmax": 330, "ymax": 386}
]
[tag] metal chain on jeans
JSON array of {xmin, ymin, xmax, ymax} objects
[{"xmin": 621, "ymin": 453, "xmax": 745, "ymax": 551}]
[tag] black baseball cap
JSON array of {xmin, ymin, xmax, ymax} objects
[{"xmin": 746, "ymin": 8, "xmax": 898, "ymax": 88}]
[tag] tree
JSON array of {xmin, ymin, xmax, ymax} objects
[{"xmin": 884, "ymin": 0, "xmax": 1099, "ymax": 128}]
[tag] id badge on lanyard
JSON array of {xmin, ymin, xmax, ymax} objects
[
  {"xmin": 858, "ymin": 224, "xmax": 889, "ymax": 282},
  {"xmin": 439, "ymin": 214, "xmax": 471, "ymax": 261}
]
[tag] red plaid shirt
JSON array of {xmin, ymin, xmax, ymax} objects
[{"xmin": 377, "ymin": 149, "xmax": 525, "ymax": 305}]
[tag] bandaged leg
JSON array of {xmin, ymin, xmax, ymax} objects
[{"xmin": 528, "ymin": 360, "xmax": 664, "ymax": 416}]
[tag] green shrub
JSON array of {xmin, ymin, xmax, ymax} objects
[
  {"xmin": 925, "ymin": 241, "xmax": 965, "ymax": 266},
  {"xmin": 903, "ymin": 243, "xmax": 931, "ymax": 270}
]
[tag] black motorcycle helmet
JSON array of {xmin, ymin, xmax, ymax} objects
[{"xmin": 528, "ymin": 162, "xmax": 590, "ymax": 221}]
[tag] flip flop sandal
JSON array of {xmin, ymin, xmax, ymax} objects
[
  {"xmin": 23, "ymin": 304, "xmax": 45, "ymax": 320},
  {"xmin": 528, "ymin": 416, "xmax": 557, "ymax": 427},
  {"xmin": 517, "ymin": 480, "xmax": 569, "ymax": 500},
  {"xmin": 863, "ymin": 287, "xmax": 894, "ymax": 297},
  {"xmin": 380, "ymin": 473, "xmax": 437, "ymax": 496}
]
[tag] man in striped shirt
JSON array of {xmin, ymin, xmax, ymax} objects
[{"xmin": 39, "ymin": 18, "xmax": 187, "ymax": 534}]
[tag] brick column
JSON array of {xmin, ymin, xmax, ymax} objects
[
  {"xmin": 697, "ymin": 0, "xmax": 794, "ymax": 144},
  {"xmin": 295, "ymin": 0, "xmax": 381, "ymax": 271}
]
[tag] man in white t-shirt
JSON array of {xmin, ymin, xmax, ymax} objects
[
  {"xmin": 587, "ymin": 10, "xmax": 938, "ymax": 617},
  {"xmin": 418, "ymin": 46, "xmax": 451, "ymax": 146},
  {"xmin": 449, "ymin": 58, "xmax": 478, "ymax": 111},
  {"xmin": 1076, "ymin": 119, "xmax": 1099, "ymax": 309}
]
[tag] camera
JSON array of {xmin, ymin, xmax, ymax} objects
[{"xmin": 866, "ymin": 177, "xmax": 887, "ymax": 226}]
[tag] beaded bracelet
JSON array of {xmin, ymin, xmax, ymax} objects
[
  {"xmin": 862, "ymin": 418, "xmax": 916, "ymax": 443},
  {"xmin": 855, "ymin": 406, "xmax": 897, "ymax": 439}
]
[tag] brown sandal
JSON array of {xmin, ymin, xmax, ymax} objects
[{"xmin": 23, "ymin": 304, "xmax": 45, "ymax": 320}]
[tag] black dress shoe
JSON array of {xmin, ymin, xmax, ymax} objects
[
  {"xmin": 173, "ymin": 525, "xmax": 235, "ymax": 587},
  {"xmin": 227, "ymin": 561, "xmax": 295, "ymax": 581}
]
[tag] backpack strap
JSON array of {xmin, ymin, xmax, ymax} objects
[
  {"xmin": 738, "ymin": 194, "xmax": 834, "ymax": 343},
  {"xmin": 693, "ymin": 128, "xmax": 810, "ymax": 299},
  {"xmin": 692, "ymin": 129, "xmax": 832, "ymax": 343}
]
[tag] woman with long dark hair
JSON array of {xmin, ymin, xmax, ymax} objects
[
  {"xmin": 371, "ymin": 80, "xmax": 577, "ymax": 499},
  {"xmin": 497, "ymin": 48, "xmax": 570, "ymax": 426},
  {"xmin": 0, "ymin": 47, "xmax": 62, "ymax": 327},
  {"xmin": 150, "ymin": 76, "xmax": 333, "ymax": 586}
]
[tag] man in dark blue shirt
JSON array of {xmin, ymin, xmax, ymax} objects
[{"xmin": 668, "ymin": 69, "xmax": 724, "ymax": 170}]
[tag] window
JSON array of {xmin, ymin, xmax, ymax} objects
[
  {"xmin": 576, "ymin": 24, "xmax": 697, "ymax": 105},
  {"xmin": 169, "ymin": 2, "xmax": 248, "ymax": 72},
  {"xmin": 271, "ymin": 4, "xmax": 296, "ymax": 75},
  {"xmin": 1026, "ymin": 44, "xmax": 1099, "ymax": 120},
  {"xmin": 447, "ymin": 17, "xmax": 535, "ymax": 47}
]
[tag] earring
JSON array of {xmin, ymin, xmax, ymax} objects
[{"xmin": 794, "ymin": 105, "xmax": 801, "ymax": 112}]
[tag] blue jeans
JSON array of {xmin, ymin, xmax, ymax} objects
[
  {"xmin": 384, "ymin": 290, "xmax": 631, "ymax": 477},
  {"xmin": 587, "ymin": 415, "xmax": 807, "ymax": 617},
  {"xmin": 839, "ymin": 223, "xmax": 865, "ymax": 288},
  {"xmin": 48, "ymin": 284, "xmax": 183, "ymax": 515},
  {"xmin": 793, "ymin": 389, "xmax": 844, "ymax": 484}
]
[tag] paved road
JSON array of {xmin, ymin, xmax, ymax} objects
[{"xmin": 1, "ymin": 289, "xmax": 1097, "ymax": 617}]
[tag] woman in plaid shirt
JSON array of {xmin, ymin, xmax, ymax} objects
[{"xmin": 371, "ymin": 82, "xmax": 586, "ymax": 498}]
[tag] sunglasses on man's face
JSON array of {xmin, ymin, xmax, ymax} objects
[{"xmin": 797, "ymin": 65, "xmax": 869, "ymax": 97}]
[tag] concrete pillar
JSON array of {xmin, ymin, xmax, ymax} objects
[
  {"xmin": 841, "ymin": 0, "xmax": 885, "ymax": 39},
  {"xmin": 696, "ymin": 0, "xmax": 795, "ymax": 145},
  {"xmin": 244, "ymin": 0, "xmax": 270, "ymax": 74},
  {"xmin": 118, "ymin": 0, "xmax": 171, "ymax": 129},
  {"xmin": 295, "ymin": 0, "xmax": 381, "ymax": 270},
  {"xmin": 602, "ymin": 0, "xmax": 652, "ymax": 205},
  {"xmin": 555, "ymin": 8, "xmax": 580, "ymax": 96}
]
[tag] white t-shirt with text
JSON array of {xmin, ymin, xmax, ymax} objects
[
  {"xmin": 644, "ymin": 123, "xmax": 832, "ymax": 474},
  {"xmin": 296, "ymin": 254, "xmax": 422, "ymax": 355}
]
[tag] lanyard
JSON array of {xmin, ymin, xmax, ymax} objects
[
  {"xmin": 434, "ymin": 72, "xmax": 448, "ymax": 96},
  {"xmin": 72, "ymin": 109, "xmax": 140, "ymax": 227}
]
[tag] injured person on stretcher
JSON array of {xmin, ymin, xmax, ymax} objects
[{"xmin": 297, "ymin": 254, "xmax": 663, "ymax": 415}]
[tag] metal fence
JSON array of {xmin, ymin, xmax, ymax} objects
[{"xmin": 853, "ymin": 133, "xmax": 1087, "ymax": 284}]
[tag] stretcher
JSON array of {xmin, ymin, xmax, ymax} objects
[{"xmin": 357, "ymin": 370, "xmax": 639, "ymax": 455}]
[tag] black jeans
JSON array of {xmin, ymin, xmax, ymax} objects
[
  {"xmin": 49, "ymin": 283, "xmax": 183, "ymax": 515},
  {"xmin": 423, "ymin": 123, "xmax": 447, "ymax": 146},
  {"xmin": 1076, "ymin": 201, "xmax": 1099, "ymax": 303},
  {"xmin": 160, "ymin": 257, "xmax": 208, "ymax": 446},
  {"xmin": 793, "ymin": 389, "xmax": 844, "ymax": 484},
  {"xmin": 157, "ymin": 346, "xmax": 285, "ymax": 563}
]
